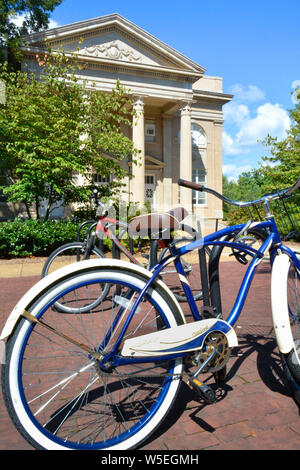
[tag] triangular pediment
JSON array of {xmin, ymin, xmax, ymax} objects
[
  {"xmin": 145, "ymin": 155, "xmax": 166, "ymax": 168},
  {"xmin": 23, "ymin": 13, "xmax": 205, "ymax": 75},
  {"xmin": 73, "ymin": 36, "xmax": 176, "ymax": 68}
]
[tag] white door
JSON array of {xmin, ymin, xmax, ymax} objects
[{"xmin": 145, "ymin": 174, "xmax": 156, "ymax": 209}]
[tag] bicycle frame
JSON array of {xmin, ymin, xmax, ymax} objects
[
  {"xmin": 95, "ymin": 216, "xmax": 140, "ymax": 264},
  {"xmin": 74, "ymin": 203, "xmax": 140, "ymax": 265},
  {"xmin": 101, "ymin": 215, "xmax": 300, "ymax": 369}
]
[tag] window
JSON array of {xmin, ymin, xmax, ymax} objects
[
  {"xmin": 145, "ymin": 122, "xmax": 156, "ymax": 142},
  {"xmin": 93, "ymin": 174, "xmax": 111, "ymax": 185},
  {"xmin": 191, "ymin": 123, "xmax": 206, "ymax": 148},
  {"xmin": 191, "ymin": 124, "xmax": 207, "ymax": 205},
  {"xmin": 145, "ymin": 174, "xmax": 156, "ymax": 207},
  {"xmin": 145, "ymin": 175, "xmax": 154, "ymax": 185},
  {"xmin": 192, "ymin": 168, "xmax": 206, "ymax": 205}
]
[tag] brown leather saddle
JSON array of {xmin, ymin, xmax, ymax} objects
[{"xmin": 128, "ymin": 207, "xmax": 188, "ymax": 238}]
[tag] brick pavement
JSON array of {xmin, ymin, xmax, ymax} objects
[{"xmin": 0, "ymin": 258, "xmax": 299, "ymax": 451}]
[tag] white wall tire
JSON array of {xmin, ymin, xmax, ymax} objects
[
  {"xmin": 271, "ymin": 252, "xmax": 300, "ymax": 401},
  {"xmin": 2, "ymin": 266, "xmax": 184, "ymax": 450}
]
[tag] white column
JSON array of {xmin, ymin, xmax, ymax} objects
[
  {"xmin": 180, "ymin": 101, "xmax": 192, "ymax": 210},
  {"xmin": 131, "ymin": 96, "xmax": 145, "ymax": 205},
  {"xmin": 163, "ymin": 114, "xmax": 173, "ymax": 211}
]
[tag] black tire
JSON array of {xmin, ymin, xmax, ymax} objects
[
  {"xmin": 42, "ymin": 241, "xmax": 105, "ymax": 277},
  {"xmin": 42, "ymin": 241, "xmax": 110, "ymax": 312}
]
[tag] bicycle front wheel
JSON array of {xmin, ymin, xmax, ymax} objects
[
  {"xmin": 271, "ymin": 252, "xmax": 300, "ymax": 403},
  {"xmin": 2, "ymin": 264, "xmax": 184, "ymax": 450}
]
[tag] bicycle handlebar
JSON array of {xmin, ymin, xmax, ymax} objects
[
  {"xmin": 90, "ymin": 189, "xmax": 113, "ymax": 215},
  {"xmin": 178, "ymin": 177, "xmax": 300, "ymax": 208}
]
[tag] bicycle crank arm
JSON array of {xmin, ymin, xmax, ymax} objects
[{"xmin": 121, "ymin": 318, "xmax": 238, "ymax": 357}]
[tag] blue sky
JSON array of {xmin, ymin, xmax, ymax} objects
[{"xmin": 39, "ymin": 0, "xmax": 300, "ymax": 179}]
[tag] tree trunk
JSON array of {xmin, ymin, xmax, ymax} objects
[{"xmin": 35, "ymin": 197, "xmax": 40, "ymax": 220}]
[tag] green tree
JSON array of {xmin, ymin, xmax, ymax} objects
[
  {"xmin": 222, "ymin": 169, "xmax": 266, "ymax": 220},
  {"xmin": 0, "ymin": 0, "xmax": 63, "ymax": 64},
  {"xmin": 0, "ymin": 49, "xmax": 139, "ymax": 219},
  {"xmin": 260, "ymin": 92, "xmax": 300, "ymax": 192}
]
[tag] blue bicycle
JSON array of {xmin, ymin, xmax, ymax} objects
[{"xmin": 1, "ymin": 177, "xmax": 299, "ymax": 450}]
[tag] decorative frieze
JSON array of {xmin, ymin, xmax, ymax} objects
[{"xmin": 81, "ymin": 40, "xmax": 142, "ymax": 63}]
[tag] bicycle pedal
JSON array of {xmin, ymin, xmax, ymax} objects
[{"xmin": 188, "ymin": 377, "xmax": 216, "ymax": 403}]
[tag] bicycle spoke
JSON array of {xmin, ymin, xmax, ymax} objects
[{"xmin": 8, "ymin": 270, "xmax": 181, "ymax": 449}]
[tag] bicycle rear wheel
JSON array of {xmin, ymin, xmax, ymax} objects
[
  {"xmin": 42, "ymin": 242, "xmax": 105, "ymax": 277},
  {"xmin": 2, "ymin": 264, "xmax": 183, "ymax": 450},
  {"xmin": 271, "ymin": 252, "xmax": 300, "ymax": 403},
  {"xmin": 42, "ymin": 242, "xmax": 110, "ymax": 313}
]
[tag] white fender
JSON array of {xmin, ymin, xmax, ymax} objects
[
  {"xmin": 271, "ymin": 253, "xmax": 294, "ymax": 354},
  {"xmin": 0, "ymin": 258, "xmax": 186, "ymax": 346}
]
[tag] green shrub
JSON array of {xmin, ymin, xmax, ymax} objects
[
  {"xmin": 0, "ymin": 219, "xmax": 78, "ymax": 258},
  {"xmin": 0, "ymin": 218, "xmax": 129, "ymax": 258}
]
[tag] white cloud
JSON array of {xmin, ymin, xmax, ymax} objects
[
  {"xmin": 223, "ymin": 164, "xmax": 252, "ymax": 181},
  {"xmin": 10, "ymin": 13, "xmax": 59, "ymax": 30},
  {"xmin": 223, "ymin": 131, "xmax": 246, "ymax": 155},
  {"xmin": 223, "ymin": 101, "xmax": 291, "ymax": 155},
  {"xmin": 236, "ymin": 102, "xmax": 290, "ymax": 146},
  {"xmin": 222, "ymin": 83, "xmax": 291, "ymax": 180},
  {"xmin": 48, "ymin": 19, "xmax": 60, "ymax": 29},
  {"xmin": 223, "ymin": 102, "xmax": 250, "ymax": 124},
  {"xmin": 10, "ymin": 14, "xmax": 25, "ymax": 28},
  {"xmin": 228, "ymin": 84, "xmax": 266, "ymax": 102}
]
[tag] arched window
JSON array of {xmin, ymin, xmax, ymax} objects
[
  {"xmin": 191, "ymin": 123, "xmax": 206, "ymax": 148},
  {"xmin": 191, "ymin": 124, "xmax": 207, "ymax": 205}
]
